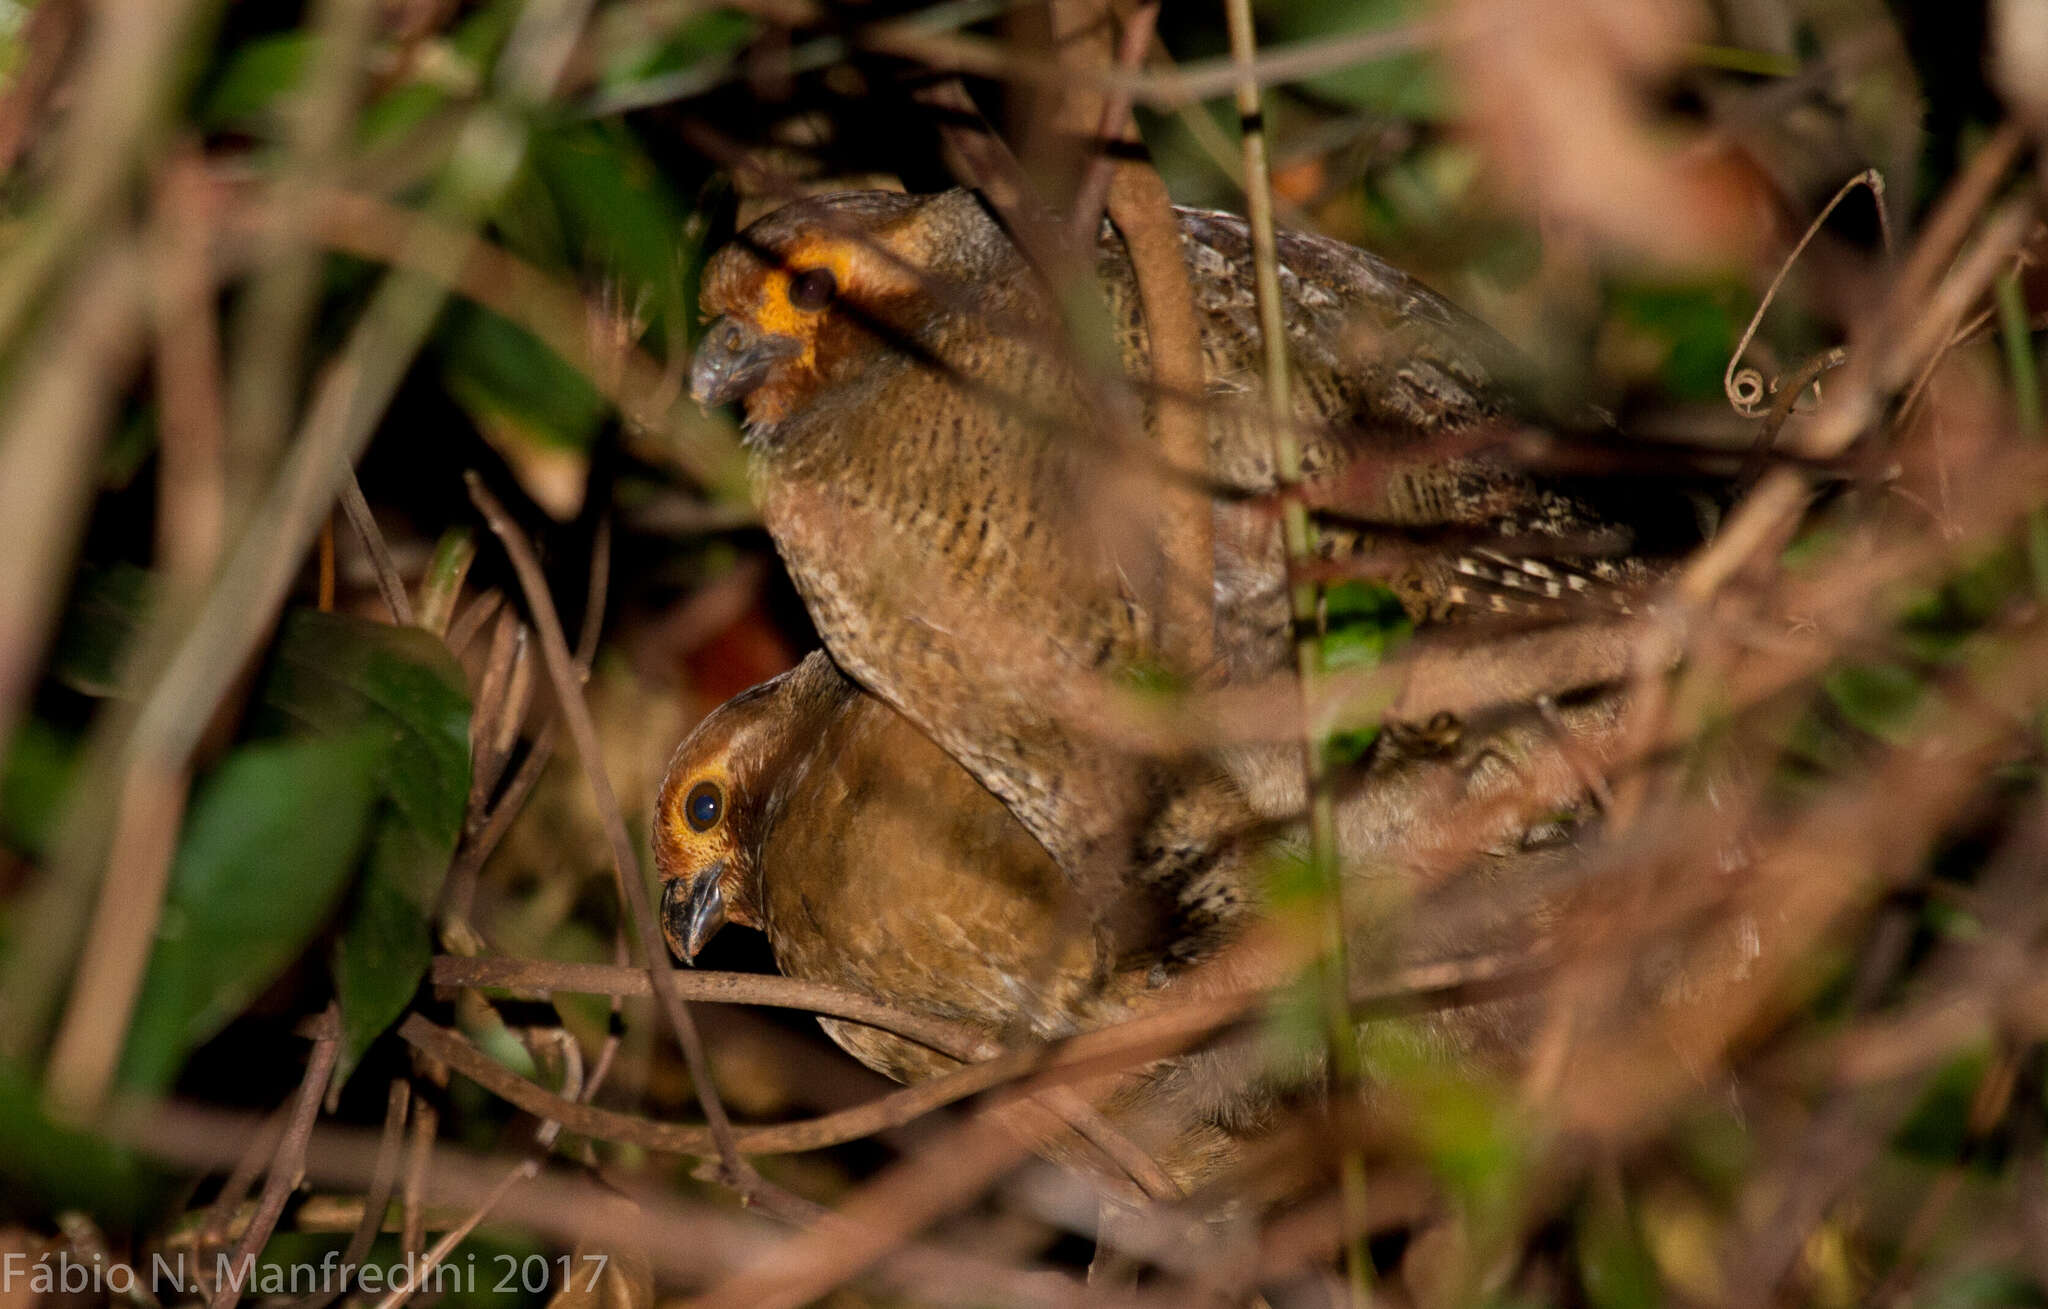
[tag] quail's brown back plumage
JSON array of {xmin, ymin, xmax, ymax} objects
[{"xmin": 687, "ymin": 188, "xmax": 1704, "ymax": 951}]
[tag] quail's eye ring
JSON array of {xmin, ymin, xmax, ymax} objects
[
  {"xmin": 787, "ymin": 267, "xmax": 837, "ymax": 312},
  {"xmin": 685, "ymin": 780, "xmax": 724, "ymax": 832}
]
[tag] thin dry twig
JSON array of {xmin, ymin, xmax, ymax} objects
[
  {"xmin": 441, "ymin": 721, "xmax": 557, "ymax": 925},
  {"xmin": 1075, "ymin": 3, "xmax": 1216, "ymax": 674},
  {"xmin": 215, "ymin": 1007, "xmax": 342, "ymax": 1309},
  {"xmin": 0, "ymin": 0, "xmax": 80, "ymax": 176},
  {"xmin": 1794, "ymin": 122, "xmax": 2030, "ymax": 458},
  {"xmin": 372, "ymin": 1158, "xmax": 535, "ymax": 1309},
  {"xmin": 399, "ymin": 1094, "xmax": 437, "ymax": 1268},
  {"xmin": 444, "ymin": 590, "xmax": 505, "ymax": 658},
  {"xmin": 286, "ymin": 1077, "xmax": 410, "ymax": 1309},
  {"xmin": 1722, "ymin": 169, "xmax": 1889, "ymax": 419},
  {"xmin": 0, "ymin": 0, "xmax": 211, "ymax": 353},
  {"xmin": 375, "ymin": 1014, "xmax": 621, "ymax": 1309},
  {"xmin": 222, "ymin": 0, "xmax": 379, "ymax": 523},
  {"xmin": 465, "ymin": 474, "xmax": 758, "ymax": 1193},
  {"xmin": 336, "ymin": 470, "xmax": 417, "ymax": 625},
  {"xmin": 150, "ymin": 148, "xmax": 230, "ymax": 589},
  {"xmin": 402, "ymin": 1012, "xmax": 1041, "ymax": 1157},
  {"xmin": 121, "ymin": 1100, "xmax": 1079, "ymax": 1306},
  {"xmin": 594, "ymin": 3, "xmax": 1445, "ymax": 115},
  {"xmin": 436, "ymin": 956, "xmax": 1008, "ymax": 1059},
  {"xmin": 197, "ymin": 1108, "xmax": 290, "ymax": 1257},
  {"xmin": 1067, "ymin": 4, "xmax": 1157, "ymax": 249}
]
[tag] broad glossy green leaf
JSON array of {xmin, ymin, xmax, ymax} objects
[
  {"xmin": 329, "ymin": 819, "xmax": 445, "ymax": 1078},
  {"xmin": 261, "ymin": 611, "xmax": 471, "ymax": 1080},
  {"xmin": 264, "ymin": 611, "xmax": 470, "ymax": 840},
  {"xmin": 119, "ymin": 732, "xmax": 385, "ymax": 1092}
]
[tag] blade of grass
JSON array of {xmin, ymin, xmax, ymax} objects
[{"xmin": 2000, "ymin": 265, "xmax": 2048, "ymax": 602}]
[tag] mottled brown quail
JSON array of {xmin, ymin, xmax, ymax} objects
[
  {"xmin": 688, "ymin": 187, "xmax": 1698, "ymax": 936},
  {"xmin": 654, "ymin": 650, "xmax": 1269, "ymax": 1191}
]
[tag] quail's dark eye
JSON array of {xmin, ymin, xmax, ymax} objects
[
  {"xmin": 787, "ymin": 267, "xmax": 837, "ymax": 312},
  {"xmin": 685, "ymin": 780, "xmax": 723, "ymax": 832}
]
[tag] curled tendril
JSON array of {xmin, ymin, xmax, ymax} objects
[{"xmin": 1724, "ymin": 169, "xmax": 1892, "ymax": 419}]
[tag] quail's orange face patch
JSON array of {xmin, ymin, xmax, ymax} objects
[
  {"xmin": 654, "ymin": 758, "xmax": 739, "ymax": 880},
  {"xmin": 696, "ymin": 230, "xmax": 923, "ymax": 424},
  {"xmin": 735, "ymin": 240, "xmax": 859, "ymax": 358},
  {"xmin": 654, "ymin": 724, "xmax": 762, "ymax": 961}
]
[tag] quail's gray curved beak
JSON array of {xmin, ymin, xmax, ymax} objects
[
  {"xmin": 689, "ymin": 317, "xmax": 801, "ymax": 408},
  {"xmin": 660, "ymin": 868, "xmax": 728, "ymax": 963}
]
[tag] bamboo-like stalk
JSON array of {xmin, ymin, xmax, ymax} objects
[{"xmin": 1221, "ymin": 1, "xmax": 1371, "ymax": 1302}]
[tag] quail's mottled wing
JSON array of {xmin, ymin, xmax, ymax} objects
[{"xmin": 1095, "ymin": 207, "xmax": 1683, "ymax": 670}]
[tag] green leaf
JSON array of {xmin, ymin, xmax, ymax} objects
[
  {"xmin": 1896, "ymin": 1045, "xmax": 1992, "ymax": 1163},
  {"xmin": 1923, "ymin": 1265, "xmax": 2046, "ymax": 1309},
  {"xmin": 1256, "ymin": 966, "xmax": 1327, "ymax": 1068},
  {"xmin": 1824, "ymin": 661, "xmax": 1924, "ymax": 743},
  {"xmin": 1408, "ymin": 1070, "xmax": 1523, "ymax": 1213},
  {"xmin": 1577, "ymin": 1188, "xmax": 1662, "ymax": 1309},
  {"xmin": 526, "ymin": 120, "xmax": 690, "ymax": 300},
  {"xmin": 264, "ymin": 611, "xmax": 471, "ymax": 840},
  {"xmin": 359, "ymin": 3, "xmax": 515, "ymax": 148},
  {"xmin": 602, "ymin": 9, "xmax": 755, "ymax": 89},
  {"xmin": 1320, "ymin": 580, "xmax": 1410, "ymax": 673},
  {"xmin": 1610, "ymin": 282, "xmax": 1746, "ymax": 402},
  {"xmin": 1323, "ymin": 726, "xmax": 1380, "ymax": 768},
  {"xmin": 201, "ymin": 33, "xmax": 310, "ymax": 130},
  {"xmin": 51, "ymin": 563, "xmax": 152, "ymax": 697},
  {"xmin": 0, "ymin": 1057, "xmax": 157, "ymax": 1221},
  {"xmin": 119, "ymin": 731, "xmax": 386, "ymax": 1092},
  {"xmin": 1259, "ymin": 846, "xmax": 1325, "ymax": 909},
  {"xmin": 442, "ymin": 303, "xmax": 608, "ymax": 454},
  {"xmin": 260, "ymin": 611, "xmax": 472, "ymax": 1081},
  {"xmin": 1, "ymin": 717, "xmax": 80, "ymax": 861},
  {"xmin": 1266, "ymin": 0, "xmax": 1450, "ymax": 120},
  {"xmin": 329, "ymin": 821, "xmax": 443, "ymax": 1077}
]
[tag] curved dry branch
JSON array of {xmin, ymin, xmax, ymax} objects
[
  {"xmin": 467, "ymin": 476, "xmax": 757, "ymax": 1196},
  {"xmin": 399, "ymin": 1014, "xmax": 1033, "ymax": 1157},
  {"xmin": 434, "ymin": 956, "xmax": 988, "ymax": 1061},
  {"xmin": 425, "ymin": 951, "xmax": 1546, "ymax": 1150},
  {"xmin": 433, "ymin": 955, "xmax": 1180, "ymax": 1199}
]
